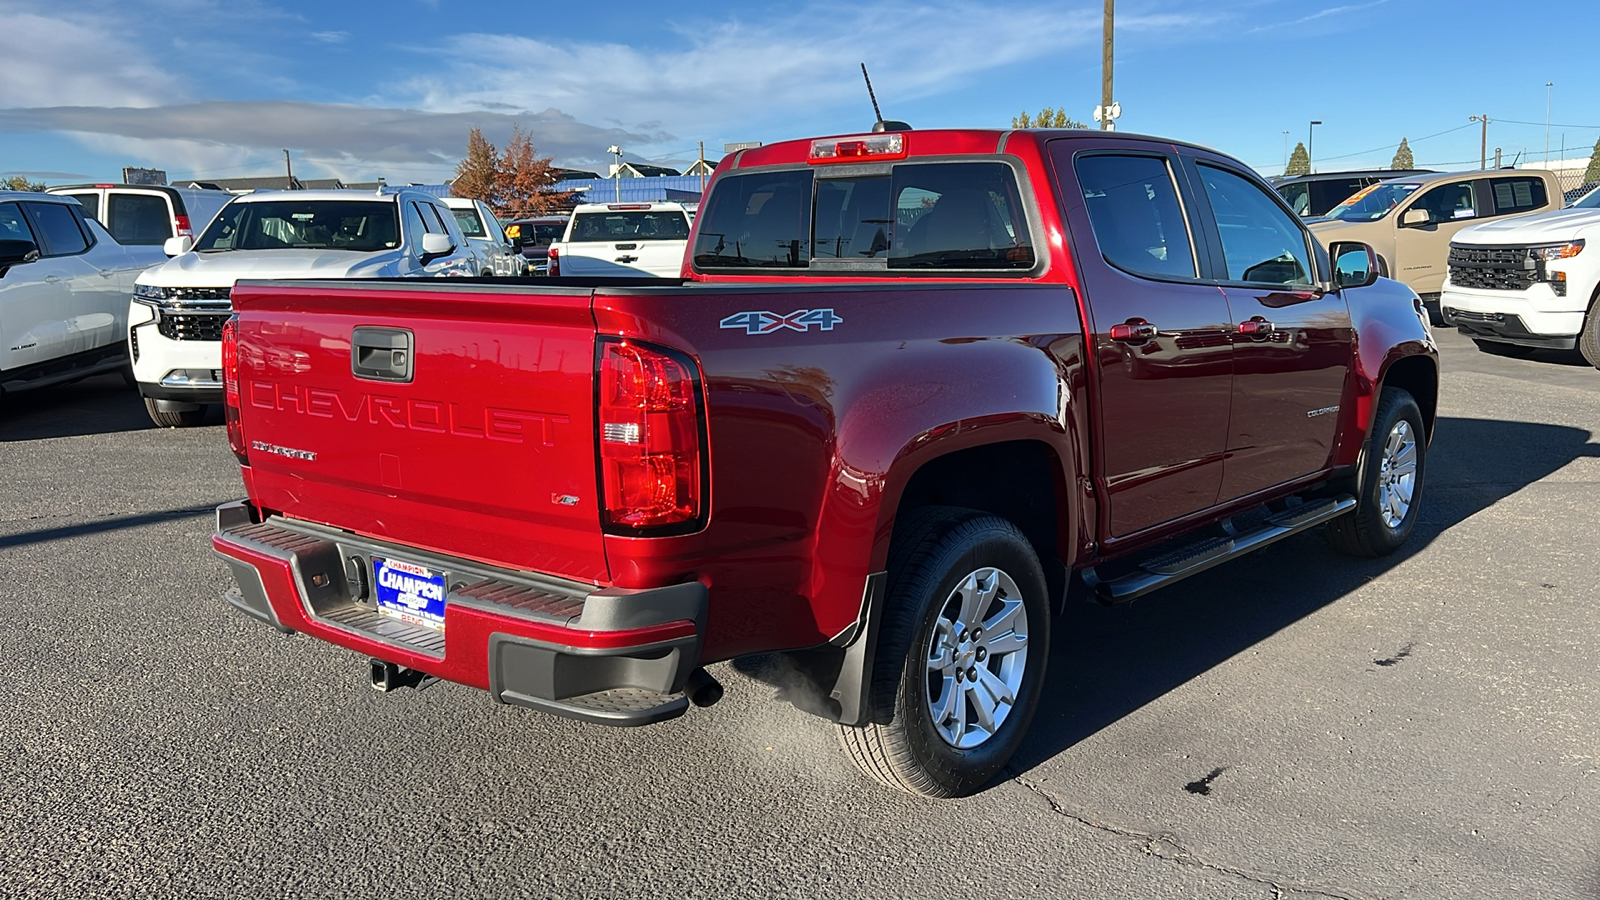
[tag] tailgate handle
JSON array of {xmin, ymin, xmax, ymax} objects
[
  {"xmin": 351, "ymin": 327, "xmax": 415, "ymax": 383},
  {"xmin": 614, "ymin": 243, "xmax": 638, "ymax": 250}
]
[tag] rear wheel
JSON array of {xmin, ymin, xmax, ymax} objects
[
  {"xmin": 144, "ymin": 398, "xmax": 207, "ymax": 428},
  {"xmin": 1472, "ymin": 339, "xmax": 1537, "ymax": 359},
  {"xmin": 836, "ymin": 508, "xmax": 1049, "ymax": 798},
  {"xmin": 1325, "ymin": 387, "xmax": 1424, "ymax": 557}
]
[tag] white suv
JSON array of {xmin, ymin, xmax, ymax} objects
[
  {"xmin": 547, "ymin": 202, "xmax": 693, "ymax": 277},
  {"xmin": 1440, "ymin": 187, "xmax": 1600, "ymax": 367},
  {"xmin": 47, "ymin": 183, "xmax": 233, "ymax": 248},
  {"xmin": 0, "ymin": 191, "xmax": 165, "ymax": 397},
  {"xmin": 442, "ymin": 197, "xmax": 519, "ymax": 276},
  {"xmin": 130, "ymin": 189, "xmax": 474, "ymax": 426}
]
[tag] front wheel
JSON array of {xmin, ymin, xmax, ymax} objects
[
  {"xmin": 144, "ymin": 398, "xmax": 208, "ymax": 428},
  {"xmin": 1579, "ymin": 293, "xmax": 1600, "ymax": 370},
  {"xmin": 1325, "ymin": 387, "xmax": 1425, "ymax": 557},
  {"xmin": 837, "ymin": 508, "xmax": 1050, "ymax": 798}
]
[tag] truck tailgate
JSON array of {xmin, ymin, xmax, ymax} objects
[{"xmin": 230, "ymin": 281, "xmax": 608, "ymax": 582}]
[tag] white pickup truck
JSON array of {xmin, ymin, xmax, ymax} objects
[
  {"xmin": 546, "ymin": 201, "xmax": 693, "ymax": 277},
  {"xmin": 130, "ymin": 189, "xmax": 474, "ymax": 426},
  {"xmin": 1440, "ymin": 187, "xmax": 1600, "ymax": 367}
]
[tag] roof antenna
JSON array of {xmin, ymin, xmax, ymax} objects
[{"xmin": 861, "ymin": 64, "xmax": 911, "ymax": 132}]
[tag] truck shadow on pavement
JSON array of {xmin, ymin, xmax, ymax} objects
[
  {"xmin": 1006, "ymin": 415, "xmax": 1600, "ymax": 778},
  {"xmin": 0, "ymin": 375, "xmax": 211, "ymax": 441}
]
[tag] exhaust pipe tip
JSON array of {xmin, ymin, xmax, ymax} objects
[{"xmin": 685, "ymin": 668, "xmax": 723, "ymax": 708}]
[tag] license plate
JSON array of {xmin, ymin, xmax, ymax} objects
[{"xmin": 372, "ymin": 557, "xmax": 447, "ymax": 633}]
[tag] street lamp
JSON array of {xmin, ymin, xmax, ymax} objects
[
  {"xmin": 1308, "ymin": 120, "xmax": 1322, "ymax": 174},
  {"xmin": 607, "ymin": 144, "xmax": 623, "ymax": 202},
  {"xmin": 1283, "ymin": 130, "xmax": 1290, "ymax": 170}
]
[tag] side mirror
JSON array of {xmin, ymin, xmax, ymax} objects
[
  {"xmin": 419, "ymin": 232, "xmax": 454, "ymax": 263},
  {"xmin": 0, "ymin": 238, "xmax": 40, "ymax": 278},
  {"xmin": 1329, "ymin": 241, "xmax": 1380, "ymax": 289},
  {"xmin": 163, "ymin": 235, "xmax": 194, "ymax": 257},
  {"xmin": 1400, "ymin": 208, "xmax": 1431, "ymax": 227}
]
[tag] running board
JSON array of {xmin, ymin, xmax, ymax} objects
[{"xmin": 1084, "ymin": 495, "xmax": 1357, "ymax": 605}]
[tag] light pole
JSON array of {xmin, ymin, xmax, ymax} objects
[
  {"xmin": 607, "ymin": 144, "xmax": 623, "ymax": 202},
  {"xmin": 1308, "ymin": 121, "xmax": 1321, "ymax": 173},
  {"xmin": 1282, "ymin": 130, "xmax": 1290, "ymax": 170},
  {"xmin": 1545, "ymin": 82, "xmax": 1553, "ymax": 166}
]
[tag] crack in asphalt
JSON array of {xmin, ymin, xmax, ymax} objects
[{"xmin": 1011, "ymin": 774, "xmax": 1381, "ymax": 900}]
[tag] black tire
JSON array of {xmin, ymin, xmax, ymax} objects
[
  {"xmin": 1325, "ymin": 387, "xmax": 1425, "ymax": 557},
  {"xmin": 144, "ymin": 397, "xmax": 207, "ymax": 428},
  {"xmin": 1472, "ymin": 339, "xmax": 1537, "ymax": 359},
  {"xmin": 1580, "ymin": 293, "xmax": 1600, "ymax": 370},
  {"xmin": 836, "ymin": 507, "xmax": 1050, "ymax": 798}
]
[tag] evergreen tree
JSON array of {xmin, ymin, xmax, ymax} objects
[
  {"xmin": 1285, "ymin": 141, "xmax": 1311, "ymax": 176},
  {"xmin": 1391, "ymin": 137, "xmax": 1414, "ymax": 170},
  {"xmin": 452, "ymin": 128, "xmax": 499, "ymax": 206},
  {"xmin": 1585, "ymin": 137, "xmax": 1600, "ymax": 183}
]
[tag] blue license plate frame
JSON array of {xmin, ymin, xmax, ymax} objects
[{"xmin": 372, "ymin": 556, "xmax": 447, "ymax": 633}]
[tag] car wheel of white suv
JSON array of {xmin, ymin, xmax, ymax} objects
[{"xmin": 144, "ymin": 398, "xmax": 208, "ymax": 428}]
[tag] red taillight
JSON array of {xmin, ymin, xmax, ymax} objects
[
  {"xmin": 174, "ymin": 214, "xmax": 192, "ymax": 237},
  {"xmin": 597, "ymin": 339, "xmax": 704, "ymax": 530},
  {"xmin": 547, "ymin": 246, "xmax": 560, "ymax": 276},
  {"xmin": 221, "ymin": 316, "xmax": 247, "ymax": 466}
]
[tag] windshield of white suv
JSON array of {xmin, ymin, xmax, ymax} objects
[
  {"xmin": 450, "ymin": 207, "xmax": 487, "ymax": 237},
  {"xmin": 1323, "ymin": 182, "xmax": 1422, "ymax": 222},
  {"xmin": 569, "ymin": 211, "xmax": 690, "ymax": 242},
  {"xmin": 195, "ymin": 200, "xmax": 399, "ymax": 252}
]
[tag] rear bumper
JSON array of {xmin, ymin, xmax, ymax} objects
[{"xmin": 212, "ymin": 500, "xmax": 707, "ymax": 726}]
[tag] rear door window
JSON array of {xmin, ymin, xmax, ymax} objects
[
  {"xmin": 61, "ymin": 191, "xmax": 100, "ymax": 222},
  {"xmin": 450, "ymin": 206, "xmax": 487, "ymax": 237},
  {"xmin": 1074, "ymin": 154, "xmax": 1196, "ymax": 280},
  {"xmin": 22, "ymin": 201, "xmax": 89, "ymax": 256},
  {"xmin": 108, "ymin": 192, "xmax": 172, "ymax": 244},
  {"xmin": 1193, "ymin": 164, "xmax": 1313, "ymax": 285},
  {"xmin": 1489, "ymin": 177, "xmax": 1547, "ymax": 215}
]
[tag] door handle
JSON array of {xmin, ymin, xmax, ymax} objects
[
  {"xmin": 98, "ymin": 269, "xmax": 115, "ymax": 278},
  {"xmin": 1109, "ymin": 318, "xmax": 1157, "ymax": 343},
  {"xmin": 1238, "ymin": 317, "xmax": 1275, "ymax": 336},
  {"xmin": 44, "ymin": 275, "xmax": 61, "ymax": 284}
]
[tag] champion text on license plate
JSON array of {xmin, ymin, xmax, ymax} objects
[{"xmin": 373, "ymin": 557, "xmax": 447, "ymax": 632}]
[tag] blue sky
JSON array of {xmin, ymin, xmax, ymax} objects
[{"xmin": 2, "ymin": 0, "xmax": 1597, "ymax": 186}]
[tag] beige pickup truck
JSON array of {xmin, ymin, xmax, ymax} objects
[{"xmin": 1310, "ymin": 169, "xmax": 1562, "ymax": 321}]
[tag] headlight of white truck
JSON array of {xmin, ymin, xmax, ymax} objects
[{"xmin": 1533, "ymin": 240, "xmax": 1584, "ymax": 261}]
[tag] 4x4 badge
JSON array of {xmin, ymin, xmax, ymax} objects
[{"xmin": 720, "ymin": 309, "xmax": 842, "ymax": 335}]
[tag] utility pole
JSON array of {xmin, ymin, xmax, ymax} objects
[
  {"xmin": 1470, "ymin": 115, "xmax": 1489, "ymax": 169},
  {"xmin": 1308, "ymin": 121, "xmax": 1321, "ymax": 174},
  {"xmin": 1545, "ymin": 82, "xmax": 1553, "ymax": 166},
  {"xmin": 1282, "ymin": 130, "xmax": 1290, "ymax": 170},
  {"xmin": 282, "ymin": 149, "xmax": 294, "ymax": 190},
  {"xmin": 1100, "ymin": 0, "xmax": 1114, "ymax": 132},
  {"xmin": 698, "ymin": 140, "xmax": 705, "ymax": 193}
]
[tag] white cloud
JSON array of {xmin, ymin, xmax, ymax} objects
[
  {"xmin": 407, "ymin": 1, "xmax": 1213, "ymax": 145},
  {"xmin": 0, "ymin": 2, "xmax": 181, "ymax": 107},
  {"xmin": 310, "ymin": 30, "xmax": 347, "ymax": 43}
]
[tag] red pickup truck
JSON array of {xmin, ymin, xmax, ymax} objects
[{"xmin": 212, "ymin": 128, "xmax": 1437, "ymax": 798}]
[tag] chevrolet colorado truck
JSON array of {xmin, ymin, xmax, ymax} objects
[{"xmin": 211, "ymin": 129, "xmax": 1438, "ymax": 798}]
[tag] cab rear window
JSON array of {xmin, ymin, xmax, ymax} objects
[
  {"xmin": 570, "ymin": 211, "xmax": 690, "ymax": 242},
  {"xmin": 693, "ymin": 161, "xmax": 1034, "ymax": 272}
]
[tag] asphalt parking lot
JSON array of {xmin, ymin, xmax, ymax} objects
[{"xmin": 3, "ymin": 327, "xmax": 1597, "ymax": 900}]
